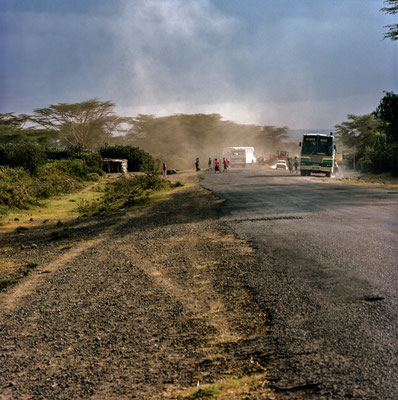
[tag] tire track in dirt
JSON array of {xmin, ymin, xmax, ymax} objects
[{"xmin": 1, "ymin": 184, "xmax": 276, "ymax": 399}]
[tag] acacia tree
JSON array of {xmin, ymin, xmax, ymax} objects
[
  {"xmin": 381, "ymin": 0, "xmax": 398, "ymax": 40},
  {"xmin": 256, "ymin": 125, "xmax": 289, "ymax": 153},
  {"xmin": 0, "ymin": 112, "xmax": 57, "ymax": 145},
  {"xmin": 31, "ymin": 99, "xmax": 132, "ymax": 149},
  {"xmin": 335, "ymin": 114, "xmax": 385, "ymax": 154},
  {"xmin": 374, "ymin": 91, "xmax": 398, "ymax": 143}
]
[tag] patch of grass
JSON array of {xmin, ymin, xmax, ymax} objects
[
  {"xmin": 211, "ymin": 333, "xmax": 241, "ymax": 346},
  {"xmin": 0, "ymin": 278, "xmax": 18, "ymax": 290},
  {"xmin": 51, "ymin": 228, "xmax": 72, "ymax": 240},
  {"xmin": 199, "ymin": 353, "xmax": 225, "ymax": 366},
  {"xmin": 19, "ymin": 261, "xmax": 39, "ymax": 277},
  {"xmin": 340, "ymin": 173, "xmax": 398, "ymax": 189},
  {"xmin": 77, "ymin": 174, "xmax": 184, "ymax": 215},
  {"xmin": 0, "ymin": 181, "xmax": 102, "ymax": 233},
  {"xmin": 176, "ymin": 375, "xmax": 270, "ymax": 400},
  {"xmin": 0, "ymin": 261, "xmax": 40, "ymax": 289}
]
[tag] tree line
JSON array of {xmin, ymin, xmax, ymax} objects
[
  {"xmin": 1, "ymin": 91, "xmax": 397, "ymax": 174},
  {"xmin": 0, "ymin": 99, "xmax": 296, "ymax": 169},
  {"xmin": 335, "ymin": 91, "xmax": 398, "ymax": 175}
]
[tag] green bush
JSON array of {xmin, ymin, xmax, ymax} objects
[
  {"xmin": 359, "ymin": 159, "xmax": 373, "ymax": 173},
  {"xmin": 45, "ymin": 146, "xmax": 103, "ymax": 175},
  {"xmin": 98, "ymin": 145, "xmax": 158, "ymax": 172},
  {"xmin": 52, "ymin": 159, "xmax": 89, "ymax": 180},
  {"xmin": 0, "ymin": 163, "xmax": 83, "ymax": 213},
  {"xmin": 0, "ymin": 143, "xmax": 46, "ymax": 174},
  {"xmin": 32, "ymin": 163, "xmax": 81, "ymax": 198},
  {"xmin": 0, "ymin": 166, "xmax": 37, "ymax": 209},
  {"xmin": 387, "ymin": 143, "xmax": 398, "ymax": 176},
  {"xmin": 77, "ymin": 173, "xmax": 179, "ymax": 214}
]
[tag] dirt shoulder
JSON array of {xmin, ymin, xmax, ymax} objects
[{"xmin": 0, "ymin": 173, "xmax": 277, "ymax": 399}]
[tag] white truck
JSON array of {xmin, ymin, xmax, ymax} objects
[{"xmin": 222, "ymin": 147, "xmax": 256, "ymax": 168}]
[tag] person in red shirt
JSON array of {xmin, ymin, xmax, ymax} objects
[
  {"xmin": 214, "ymin": 158, "xmax": 220, "ymax": 173},
  {"xmin": 223, "ymin": 158, "xmax": 228, "ymax": 172}
]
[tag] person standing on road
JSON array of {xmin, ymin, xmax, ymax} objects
[
  {"xmin": 288, "ymin": 158, "xmax": 293, "ymax": 173},
  {"xmin": 208, "ymin": 157, "xmax": 212, "ymax": 170},
  {"xmin": 162, "ymin": 162, "xmax": 167, "ymax": 178},
  {"xmin": 223, "ymin": 158, "xmax": 228, "ymax": 172},
  {"xmin": 195, "ymin": 157, "xmax": 200, "ymax": 171},
  {"xmin": 294, "ymin": 157, "xmax": 299, "ymax": 174},
  {"xmin": 214, "ymin": 158, "xmax": 220, "ymax": 173}
]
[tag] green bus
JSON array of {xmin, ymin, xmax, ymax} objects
[{"xmin": 299, "ymin": 133, "xmax": 336, "ymax": 177}]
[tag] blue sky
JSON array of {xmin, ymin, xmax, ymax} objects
[{"xmin": 1, "ymin": 0, "xmax": 397, "ymax": 128}]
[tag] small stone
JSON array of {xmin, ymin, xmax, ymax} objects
[{"xmin": 31, "ymin": 244, "xmax": 38, "ymax": 249}]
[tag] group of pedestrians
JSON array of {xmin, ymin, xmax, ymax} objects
[
  {"xmin": 287, "ymin": 157, "xmax": 299, "ymax": 174},
  {"xmin": 205, "ymin": 157, "xmax": 228, "ymax": 173}
]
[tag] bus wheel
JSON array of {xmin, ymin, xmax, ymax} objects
[
  {"xmin": 326, "ymin": 172, "xmax": 331, "ymax": 177},
  {"xmin": 300, "ymin": 170, "xmax": 307, "ymax": 176}
]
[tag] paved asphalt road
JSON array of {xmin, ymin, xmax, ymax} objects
[{"xmin": 201, "ymin": 167, "xmax": 398, "ymax": 399}]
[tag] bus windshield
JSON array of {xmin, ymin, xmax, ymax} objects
[{"xmin": 302, "ymin": 135, "xmax": 333, "ymax": 156}]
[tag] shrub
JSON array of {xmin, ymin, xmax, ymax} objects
[
  {"xmin": 0, "ymin": 143, "xmax": 46, "ymax": 174},
  {"xmin": 45, "ymin": 146, "xmax": 103, "ymax": 174},
  {"xmin": 359, "ymin": 159, "xmax": 373, "ymax": 173},
  {"xmin": 77, "ymin": 173, "xmax": 180, "ymax": 214},
  {"xmin": 52, "ymin": 159, "xmax": 89, "ymax": 180},
  {"xmin": 0, "ymin": 166, "xmax": 37, "ymax": 209},
  {"xmin": 98, "ymin": 145, "xmax": 158, "ymax": 172},
  {"xmin": 0, "ymin": 163, "xmax": 83, "ymax": 214},
  {"xmin": 31, "ymin": 163, "xmax": 81, "ymax": 198}
]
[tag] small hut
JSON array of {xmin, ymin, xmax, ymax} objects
[{"xmin": 102, "ymin": 158, "xmax": 128, "ymax": 173}]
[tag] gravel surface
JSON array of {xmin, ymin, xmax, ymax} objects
[
  {"xmin": 201, "ymin": 167, "xmax": 398, "ymax": 400},
  {"xmin": 0, "ymin": 181, "xmax": 277, "ymax": 399}
]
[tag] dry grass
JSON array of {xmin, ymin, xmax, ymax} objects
[
  {"xmin": 340, "ymin": 173, "xmax": 398, "ymax": 189},
  {"xmin": 0, "ymin": 183, "xmax": 102, "ymax": 233},
  {"xmin": 176, "ymin": 375, "xmax": 273, "ymax": 400}
]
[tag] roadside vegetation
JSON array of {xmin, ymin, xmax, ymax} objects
[
  {"xmin": 0, "ymin": 144, "xmax": 103, "ymax": 217},
  {"xmin": 176, "ymin": 375, "xmax": 270, "ymax": 400},
  {"xmin": 335, "ymin": 91, "xmax": 398, "ymax": 176},
  {"xmin": 340, "ymin": 173, "xmax": 398, "ymax": 189},
  {"xmin": 0, "ymin": 139, "xmax": 170, "ymax": 220},
  {"xmin": 77, "ymin": 174, "xmax": 182, "ymax": 215},
  {"xmin": 0, "ymin": 261, "xmax": 39, "ymax": 290},
  {"xmin": 1, "ymin": 99, "xmax": 298, "ymax": 172}
]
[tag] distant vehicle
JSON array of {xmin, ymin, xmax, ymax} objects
[
  {"xmin": 276, "ymin": 160, "xmax": 288, "ymax": 169},
  {"xmin": 222, "ymin": 147, "xmax": 256, "ymax": 168},
  {"xmin": 277, "ymin": 150, "xmax": 289, "ymax": 161},
  {"xmin": 299, "ymin": 133, "xmax": 336, "ymax": 177}
]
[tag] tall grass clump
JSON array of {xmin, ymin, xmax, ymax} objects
[
  {"xmin": 0, "ymin": 166, "xmax": 38, "ymax": 211},
  {"xmin": 0, "ymin": 143, "xmax": 46, "ymax": 175},
  {"xmin": 45, "ymin": 146, "xmax": 103, "ymax": 175},
  {"xmin": 78, "ymin": 174, "xmax": 180, "ymax": 214},
  {"xmin": 0, "ymin": 162, "xmax": 91, "ymax": 215}
]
